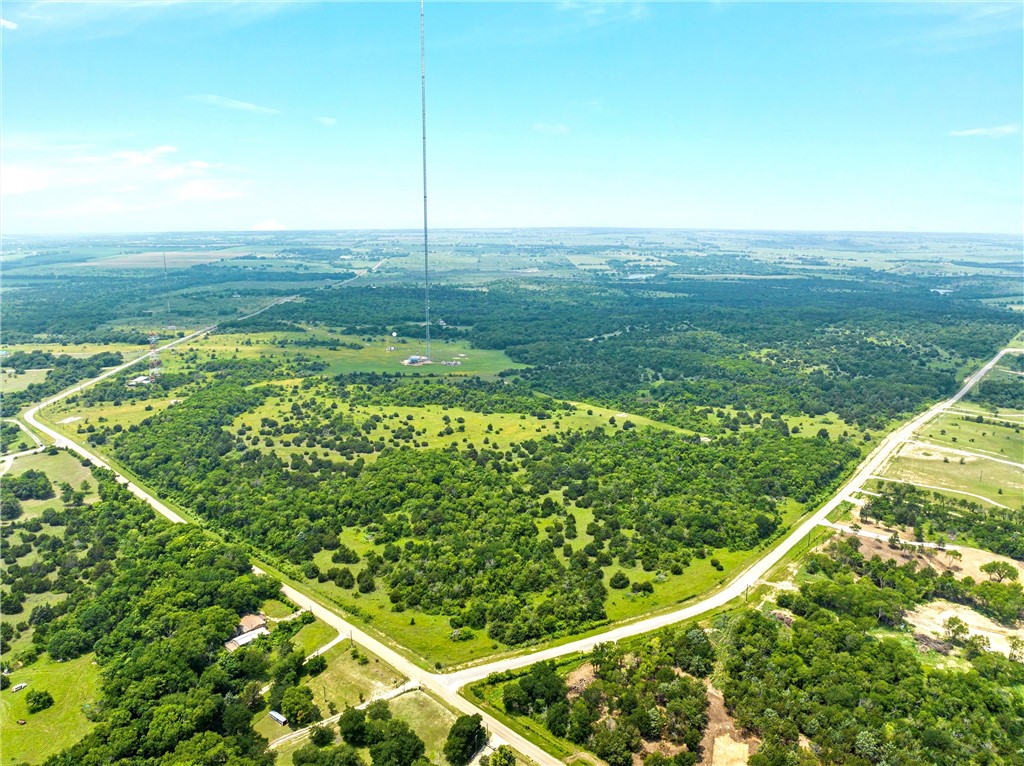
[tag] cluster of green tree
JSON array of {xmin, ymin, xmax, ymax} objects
[
  {"xmin": 0, "ymin": 469, "xmax": 287, "ymax": 766},
  {"xmin": 295, "ymin": 705, "xmax": 485, "ymax": 766},
  {"xmin": 0, "ymin": 421, "xmax": 28, "ymax": 453},
  {"xmin": 721, "ymin": 541, "xmax": 1024, "ymax": 765},
  {"xmin": 496, "ymin": 626, "xmax": 714, "ymax": 766},
  {"xmin": 967, "ymin": 378, "xmax": 1024, "ymax": 409},
  {"xmin": 0, "ymin": 468, "xmax": 55, "ymax": 521},
  {"xmin": 862, "ymin": 483, "xmax": 1024, "ymax": 560},
  {"xmin": 0, "ymin": 351, "xmax": 124, "ymax": 417},
  {"xmin": 261, "ymin": 279, "xmax": 1015, "ymax": 429},
  {"xmin": 108, "ymin": 381, "xmax": 860, "ymax": 644},
  {"xmin": 792, "ymin": 536, "xmax": 1024, "ymax": 627},
  {"xmin": 338, "ymin": 374, "xmax": 575, "ymax": 418}
]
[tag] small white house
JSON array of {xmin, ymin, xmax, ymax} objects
[
  {"xmin": 269, "ymin": 710, "xmax": 288, "ymax": 725},
  {"xmin": 12, "ymin": 683, "xmax": 27, "ymax": 692}
]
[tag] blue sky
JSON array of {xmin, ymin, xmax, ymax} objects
[{"xmin": 2, "ymin": 1, "xmax": 1021, "ymax": 234}]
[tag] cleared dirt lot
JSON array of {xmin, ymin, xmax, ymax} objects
[{"xmin": 906, "ymin": 600, "xmax": 1023, "ymax": 657}]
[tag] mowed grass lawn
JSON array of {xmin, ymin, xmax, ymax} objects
[
  {"xmin": 289, "ymin": 619, "xmax": 339, "ymax": 657},
  {"xmin": 0, "ymin": 654, "xmax": 101, "ymax": 765}
]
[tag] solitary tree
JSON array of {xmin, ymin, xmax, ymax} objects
[{"xmin": 443, "ymin": 714, "xmax": 487, "ymax": 766}]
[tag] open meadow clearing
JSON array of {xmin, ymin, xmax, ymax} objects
[
  {"xmin": 0, "ymin": 654, "xmax": 101, "ymax": 765},
  {"xmin": 877, "ymin": 442, "xmax": 1023, "ymax": 506}
]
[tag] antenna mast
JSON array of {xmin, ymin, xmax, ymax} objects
[{"xmin": 420, "ymin": 0, "xmax": 431, "ymax": 361}]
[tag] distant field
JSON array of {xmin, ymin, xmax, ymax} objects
[
  {"xmin": 3, "ymin": 342, "xmax": 148, "ymax": 359},
  {"xmin": 79, "ymin": 247, "xmax": 252, "ymax": 269},
  {"xmin": 0, "ymin": 368, "xmax": 50, "ymax": 393},
  {"xmin": 168, "ymin": 331, "xmax": 522, "ymax": 378},
  {"xmin": 0, "ymin": 654, "xmax": 101, "ymax": 766}
]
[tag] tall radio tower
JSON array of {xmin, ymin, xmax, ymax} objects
[{"xmin": 420, "ymin": 0, "xmax": 431, "ymax": 362}]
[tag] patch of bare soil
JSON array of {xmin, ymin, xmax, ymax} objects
[
  {"xmin": 846, "ymin": 533, "xmax": 1024, "ymax": 584},
  {"xmin": 698, "ymin": 682, "xmax": 759, "ymax": 766},
  {"xmin": 566, "ymin": 662, "xmax": 596, "ymax": 700},
  {"xmin": 906, "ymin": 600, "xmax": 1023, "ymax": 657}
]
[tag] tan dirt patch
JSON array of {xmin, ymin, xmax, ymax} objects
[
  {"xmin": 565, "ymin": 662, "xmax": 596, "ymax": 700},
  {"xmin": 844, "ymin": 529, "xmax": 1024, "ymax": 584},
  {"xmin": 905, "ymin": 600, "xmax": 1023, "ymax": 657},
  {"xmin": 711, "ymin": 737, "xmax": 749, "ymax": 766},
  {"xmin": 699, "ymin": 682, "xmax": 758, "ymax": 766}
]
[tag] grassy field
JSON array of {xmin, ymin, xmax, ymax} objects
[
  {"xmin": 4, "ymin": 450, "xmax": 98, "ymax": 517},
  {"xmin": 255, "ymin": 638, "xmax": 408, "ymax": 747},
  {"xmin": 2, "ymin": 342, "xmax": 149, "ymax": 360},
  {"xmin": 290, "ymin": 619, "xmax": 339, "ymax": 657},
  {"xmin": 269, "ymin": 689, "xmax": 457, "ymax": 765},
  {"xmin": 168, "ymin": 331, "xmax": 522, "ymax": 379},
  {"xmin": 389, "ymin": 691, "xmax": 458, "ymax": 764},
  {"xmin": 1, "ymin": 368, "xmax": 50, "ymax": 393},
  {"xmin": 879, "ymin": 443, "xmax": 1022, "ymax": 506},
  {"xmin": 917, "ymin": 411, "xmax": 1023, "ymax": 459},
  {"xmin": 0, "ymin": 654, "xmax": 101, "ymax": 765},
  {"xmin": 236, "ymin": 388, "xmax": 685, "ymax": 469}
]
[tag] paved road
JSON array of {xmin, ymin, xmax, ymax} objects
[
  {"xmin": 1, "ymin": 418, "xmax": 45, "ymax": 475},
  {"xmin": 17, "ymin": 331, "xmax": 1021, "ymax": 764}
]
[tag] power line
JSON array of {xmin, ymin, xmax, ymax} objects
[{"xmin": 420, "ymin": 0, "xmax": 431, "ymax": 361}]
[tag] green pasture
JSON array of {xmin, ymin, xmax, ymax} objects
[
  {"xmin": 2, "ymin": 342, "xmax": 148, "ymax": 360},
  {"xmin": 0, "ymin": 654, "xmax": 101, "ymax": 766},
  {"xmin": 1, "ymin": 369, "xmax": 50, "ymax": 393},
  {"xmin": 879, "ymin": 448, "xmax": 1022, "ymax": 506},
  {"xmin": 4, "ymin": 450, "xmax": 97, "ymax": 518},
  {"xmin": 918, "ymin": 412, "xmax": 1023, "ymax": 459},
  {"xmin": 290, "ymin": 619, "xmax": 339, "ymax": 657}
]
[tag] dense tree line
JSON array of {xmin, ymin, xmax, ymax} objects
[
  {"xmin": 106, "ymin": 379, "xmax": 860, "ymax": 645},
  {"xmin": 493, "ymin": 625, "xmax": 715, "ymax": 766},
  {"xmin": 721, "ymin": 538, "xmax": 1024, "ymax": 765},
  {"xmin": 862, "ymin": 483, "xmax": 1024, "ymax": 560},
  {"xmin": 0, "ymin": 468, "xmax": 286, "ymax": 766}
]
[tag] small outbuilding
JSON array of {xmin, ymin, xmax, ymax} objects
[
  {"xmin": 269, "ymin": 710, "xmax": 288, "ymax": 725},
  {"xmin": 224, "ymin": 627, "xmax": 270, "ymax": 652}
]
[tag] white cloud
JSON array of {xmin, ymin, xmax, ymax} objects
[
  {"xmin": 251, "ymin": 217, "xmax": 286, "ymax": 231},
  {"xmin": 176, "ymin": 179, "xmax": 244, "ymax": 201},
  {"xmin": 315, "ymin": 116, "xmax": 337, "ymax": 126},
  {"xmin": 0, "ymin": 18, "xmax": 17, "ymax": 30},
  {"xmin": 533, "ymin": 122, "xmax": 571, "ymax": 136},
  {"xmin": 190, "ymin": 94, "xmax": 279, "ymax": 115},
  {"xmin": 949, "ymin": 124, "xmax": 1019, "ymax": 137},
  {"xmin": 2, "ymin": 166, "xmax": 52, "ymax": 195}
]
